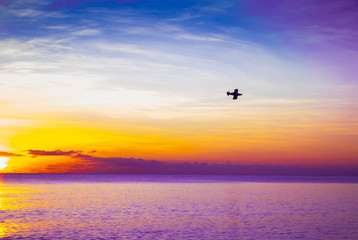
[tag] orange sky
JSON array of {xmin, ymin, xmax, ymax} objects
[{"xmin": 1, "ymin": 100, "xmax": 358, "ymax": 173}]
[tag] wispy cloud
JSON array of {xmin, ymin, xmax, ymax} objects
[
  {"xmin": 72, "ymin": 29, "xmax": 101, "ymax": 36},
  {"xmin": 174, "ymin": 33, "xmax": 225, "ymax": 42},
  {"xmin": 0, "ymin": 151, "xmax": 24, "ymax": 157},
  {"xmin": 8, "ymin": 8, "xmax": 43, "ymax": 17}
]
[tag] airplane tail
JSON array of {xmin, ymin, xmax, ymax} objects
[{"xmin": 226, "ymin": 92, "xmax": 230, "ymax": 96}]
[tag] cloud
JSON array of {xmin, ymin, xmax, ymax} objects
[
  {"xmin": 72, "ymin": 29, "xmax": 101, "ymax": 36},
  {"xmin": 27, "ymin": 149, "xmax": 80, "ymax": 157},
  {"xmin": 80, "ymin": 157, "xmax": 358, "ymax": 175},
  {"xmin": 0, "ymin": 151, "xmax": 24, "ymax": 157},
  {"xmin": 29, "ymin": 149, "xmax": 358, "ymax": 175},
  {"xmin": 45, "ymin": 0, "xmax": 138, "ymax": 10},
  {"xmin": 8, "ymin": 8, "xmax": 43, "ymax": 17},
  {"xmin": 174, "ymin": 33, "xmax": 224, "ymax": 42}
]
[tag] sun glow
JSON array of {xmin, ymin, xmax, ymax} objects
[{"xmin": 0, "ymin": 157, "xmax": 9, "ymax": 170}]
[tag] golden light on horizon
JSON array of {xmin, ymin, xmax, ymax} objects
[{"xmin": 0, "ymin": 157, "xmax": 9, "ymax": 170}]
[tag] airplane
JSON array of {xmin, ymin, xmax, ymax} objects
[{"xmin": 227, "ymin": 89, "xmax": 242, "ymax": 100}]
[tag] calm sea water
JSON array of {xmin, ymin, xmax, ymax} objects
[{"xmin": 1, "ymin": 174, "xmax": 358, "ymax": 239}]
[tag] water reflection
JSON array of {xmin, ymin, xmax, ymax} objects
[
  {"xmin": 0, "ymin": 174, "xmax": 357, "ymax": 239},
  {"xmin": 0, "ymin": 176, "xmax": 13, "ymax": 238}
]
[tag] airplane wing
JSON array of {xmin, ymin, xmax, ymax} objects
[
  {"xmin": 233, "ymin": 95, "xmax": 238, "ymax": 100},
  {"xmin": 234, "ymin": 89, "xmax": 238, "ymax": 93}
]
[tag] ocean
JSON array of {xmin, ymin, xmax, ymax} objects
[{"xmin": 1, "ymin": 174, "xmax": 358, "ymax": 239}]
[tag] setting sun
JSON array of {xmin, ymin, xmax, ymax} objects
[{"xmin": 0, "ymin": 157, "xmax": 9, "ymax": 170}]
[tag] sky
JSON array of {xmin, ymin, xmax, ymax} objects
[{"xmin": 0, "ymin": 0, "xmax": 358, "ymax": 174}]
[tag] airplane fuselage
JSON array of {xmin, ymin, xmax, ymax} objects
[{"xmin": 227, "ymin": 89, "xmax": 242, "ymax": 100}]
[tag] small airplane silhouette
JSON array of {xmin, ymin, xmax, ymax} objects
[{"xmin": 227, "ymin": 89, "xmax": 242, "ymax": 100}]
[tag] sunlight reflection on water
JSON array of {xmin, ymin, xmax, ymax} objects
[{"xmin": 0, "ymin": 174, "xmax": 358, "ymax": 239}]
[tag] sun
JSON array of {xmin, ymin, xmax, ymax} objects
[{"xmin": 0, "ymin": 157, "xmax": 9, "ymax": 170}]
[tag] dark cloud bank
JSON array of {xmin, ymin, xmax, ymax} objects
[
  {"xmin": 24, "ymin": 149, "xmax": 358, "ymax": 176},
  {"xmin": 27, "ymin": 150, "xmax": 78, "ymax": 157}
]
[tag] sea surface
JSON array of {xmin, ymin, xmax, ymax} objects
[{"xmin": 1, "ymin": 174, "xmax": 358, "ymax": 239}]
